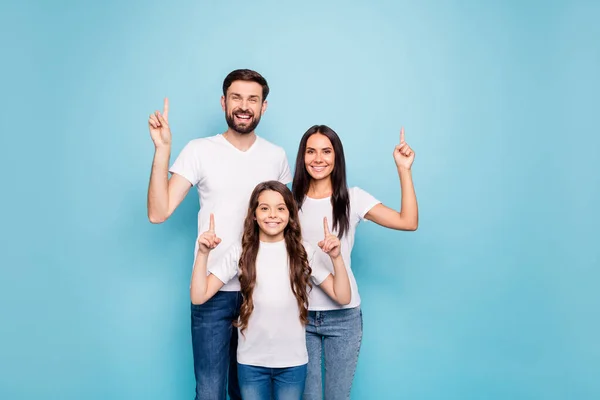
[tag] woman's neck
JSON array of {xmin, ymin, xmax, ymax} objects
[{"xmin": 307, "ymin": 178, "xmax": 333, "ymax": 199}]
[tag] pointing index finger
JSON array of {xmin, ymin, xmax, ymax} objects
[
  {"xmin": 209, "ymin": 213, "xmax": 215, "ymax": 232},
  {"xmin": 400, "ymin": 126, "xmax": 405, "ymax": 144},
  {"xmin": 163, "ymin": 97, "xmax": 169, "ymax": 120},
  {"xmin": 323, "ymin": 217, "xmax": 330, "ymax": 236}
]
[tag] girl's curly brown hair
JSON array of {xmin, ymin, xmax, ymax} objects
[{"xmin": 235, "ymin": 181, "xmax": 312, "ymax": 335}]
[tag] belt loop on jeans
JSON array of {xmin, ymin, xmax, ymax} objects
[{"xmin": 316, "ymin": 311, "xmax": 324, "ymax": 325}]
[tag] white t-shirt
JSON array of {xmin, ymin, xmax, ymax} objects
[
  {"xmin": 169, "ymin": 134, "xmax": 292, "ymax": 291},
  {"xmin": 209, "ymin": 241, "xmax": 330, "ymax": 368},
  {"xmin": 299, "ymin": 187, "xmax": 380, "ymax": 310}
]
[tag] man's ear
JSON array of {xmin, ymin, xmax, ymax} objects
[{"xmin": 261, "ymin": 100, "xmax": 268, "ymax": 115}]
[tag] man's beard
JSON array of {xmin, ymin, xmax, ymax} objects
[{"xmin": 225, "ymin": 107, "xmax": 261, "ymax": 134}]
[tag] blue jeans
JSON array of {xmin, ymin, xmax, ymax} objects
[
  {"xmin": 238, "ymin": 363, "xmax": 307, "ymax": 400},
  {"xmin": 191, "ymin": 291, "xmax": 243, "ymax": 400},
  {"xmin": 303, "ymin": 306, "xmax": 363, "ymax": 400}
]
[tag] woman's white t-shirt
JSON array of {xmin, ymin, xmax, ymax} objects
[
  {"xmin": 209, "ymin": 240, "xmax": 330, "ymax": 368},
  {"xmin": 299, "ymin": 187, "xmax": 380, "ymax": 311}
]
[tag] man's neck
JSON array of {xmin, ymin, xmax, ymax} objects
[{"xmin": 222, "ymin": 129, "xmax": 257, "ymax": 152}]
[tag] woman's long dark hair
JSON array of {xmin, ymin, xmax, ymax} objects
[
  {"xmin": 292, "ymin": 125, "xmax": 350, "ymax": 238},
  {"xmin": 236, "ymin": 181, "xmax": 312, "ymax": 335}
]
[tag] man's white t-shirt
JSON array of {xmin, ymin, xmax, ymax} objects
[
  {"xmin": 298, "ymin": 187, "xmax": 380, "ymax": 310},
  {"xmin": 169, "ymin": 134, "xmax": 292, "ymax": 291},
  {"xmin": 210, "ymin": 241, "xmax": 330, "ymax": 368}
]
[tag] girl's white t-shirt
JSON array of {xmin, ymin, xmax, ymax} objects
[
  {"xmin": 299, "ymin": 187, "xmax": 380, "ymax": 311},
  {"xmin": 209, "ymin": 240, "xmax": 330, "ymax": 368}
]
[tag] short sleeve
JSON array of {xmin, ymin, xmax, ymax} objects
[
  {"xmin": 169, "ymin": 141, "xmax": 202, "ymax": 186},
  {"xmin": 304, "ymin": 242, "xmax": 331, "ymax": 285},
  {"xmin": 209, "ymin": 244, "xmax": 241, "ymax": 285},
  {"xmin": 351, "ymin": 187, "xmax": 381, "ymax": 220},
  {"xmin": 278, "ymin": 149, "xmax": 293, "ymax": 185}
]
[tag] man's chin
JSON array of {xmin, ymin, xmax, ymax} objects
[
  {"xmin": 231, "ymin": 124, "xmax": 253, "ymax": 134},
  {"xmin": 227, "ymin": 118, "xmax": 260, "ymax": 135}
]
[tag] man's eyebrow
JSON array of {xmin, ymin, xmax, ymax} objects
[{"xmin": 229, "ymin": 92, "xmax": 261, "ymax": 100}]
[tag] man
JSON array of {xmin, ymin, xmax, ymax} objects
[{"xmin": 147, "ymin": 69, "xmax": 292, "ymax": 400}]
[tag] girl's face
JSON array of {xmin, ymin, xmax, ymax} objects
[
  {"xmin": 304, "ymin": 133, "xmax": 335, "ymax": 182},
  {"xmin": 255, "ymin": 190, "xmax": 290, "ymax": 242}
]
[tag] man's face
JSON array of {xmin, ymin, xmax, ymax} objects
[{"xmin": 221, "ymin": 80, "xmax": 267, "ymax": 134}]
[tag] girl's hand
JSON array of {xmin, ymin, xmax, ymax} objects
[
  {"xmin": 197, "ymin": 214, "xmax": 221, "ymax": 255},
  {"xmin": 318, "ymin": 217, "xmax": 341, "ymax": 259},
  {"xmin": 393, "ymin": 127, "xmax": 415, "ymax": 170}
]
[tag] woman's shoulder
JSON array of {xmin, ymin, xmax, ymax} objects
[
  {"xmin": 348, "ymin": 186, "xmax": 381, "ymax": 219},
  {"xmin": 302, "ymin": 240, "xmax": 315, "ymax": 255},
  {"xmin": 348, "ymin": 186, "xmax": 376, "ymax": 203}
]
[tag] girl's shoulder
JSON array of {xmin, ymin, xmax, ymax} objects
[{"xmin": 225, "ymin": 242, "xmax": 243, "ymax": 260}]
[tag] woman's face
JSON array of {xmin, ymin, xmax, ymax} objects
[{"xmin": 304, "ymin": 133, "xmax": 335, "ymax": 182}]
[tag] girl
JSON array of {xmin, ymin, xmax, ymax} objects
[
  {"xmin": 190, "ymin": 180, "xmax": 352, "ymax": 400},
  {"xmin": 292, "ymin": 125, "xmax": 418, "ymax": 400}
]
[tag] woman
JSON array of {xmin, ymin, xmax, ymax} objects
[{"xmin": 292, "ymin": 125, "xmax": 418, "ymax": 399}]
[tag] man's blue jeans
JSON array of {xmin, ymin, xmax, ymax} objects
[{"xmin": 191, "ymin": 291, "xmax": 242, "ymax": 400}]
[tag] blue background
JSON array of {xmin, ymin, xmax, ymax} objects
[{"xmin": 2, "ymin": 0, "xmax": 599, "ymax": 399}]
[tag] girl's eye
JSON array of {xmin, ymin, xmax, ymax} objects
[{"xmin": 278, "ymin": 208, "xmax": 286, "ymax": 211}]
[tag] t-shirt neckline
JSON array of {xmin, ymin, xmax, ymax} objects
[
  {"xmin": 305, "ymin": 195, "xmax": 331, "ymax": 202},
  {"xmin": 259, "ymin": 239, "xmax": 286, "ymax": 247},
  {"xmin": 218, "ymin": 133, "xmax": 260, "ymax": 154}
]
